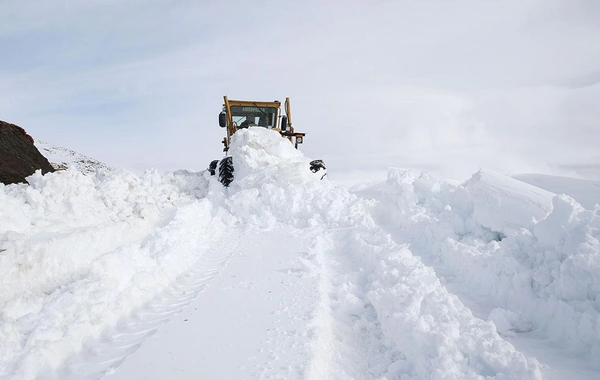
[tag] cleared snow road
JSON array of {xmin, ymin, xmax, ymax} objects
[
  {"xmin": 94, "ymin": 229, "xmax": 320, "ymax": 380},
  {"xmin": 5, "ymin": 129, "xmax": 598, "ymax": 380}
]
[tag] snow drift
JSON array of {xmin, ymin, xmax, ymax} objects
[
  {"xmin": 361, "ymin": 167, "xmax": 600, "ymax": 373},
  {"xmin": 1, "ymin": 128, "xmax": 599, "ymax": 379}
]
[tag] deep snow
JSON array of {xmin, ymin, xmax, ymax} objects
[{"xmin": 1, "ymin": 127, "xmax": 599, "ymax": 379}]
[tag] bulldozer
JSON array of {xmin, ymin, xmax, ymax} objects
[{"xmin": 208, "ymin": 96, "xmax": 326, "ymax": 186}]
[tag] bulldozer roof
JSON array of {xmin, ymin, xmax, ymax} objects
[{"xmin": 224, "ymin": 99, "xmax": 281, "ymax": 108}]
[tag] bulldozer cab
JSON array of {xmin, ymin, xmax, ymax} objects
[
  {"xmin": 219, "ymin": 96, "xmax": 305, "ymax": 152},
  {"xmin": 231, "ymin": 106, "xmax": 277, "ymax": 129}
]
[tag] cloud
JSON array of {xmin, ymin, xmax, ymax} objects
[{"xmin": 1, "ymin": 0, "xmax": 599, "ymax": 180}]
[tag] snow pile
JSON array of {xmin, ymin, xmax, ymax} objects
[
  {"xmin": 530, "ymin": 195, "xmax": 600, "ymax": 344},
  {"xmin": 226, "ymin": 127, "xmax": 324, "ymax": 186},
  {"xmin": 0, "ymin": 168, "xmax": 229, "ymax": 379},
  {"xmin": 364, "ymin": 167, "xmax": 600, "ymax": 368},
  {"xmin": 310, "ymin": 230, "xmax": 541, "ymax": 379}
]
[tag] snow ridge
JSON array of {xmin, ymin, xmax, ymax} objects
[
  {"xmin": 363, "ymin": 167, "xmax": 600, "ymax": 376},
  {"xmin": 0, "ymin": 168, "xmax": 227, "ymax": 379}
]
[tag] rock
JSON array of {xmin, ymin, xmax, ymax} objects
[{"xmin": 0, "ymin": 120, "xmax": 55, "ymax": 185}]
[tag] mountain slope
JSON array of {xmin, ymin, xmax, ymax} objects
[{"xmin": 34, "ymin": 140, "xmax": 112, "ymax": 174}]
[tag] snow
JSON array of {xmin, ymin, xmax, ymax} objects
[
  {"xmin": 97, "ymin": 229, "xmax": 319, "ymax": 380},
  {"xmin": 33, "ymin": 140, "xmax": 112, "ymax": 174},
  {"xmin": 1, "ymin": 127, "xmax": 600, "ymax": 379},
  {"xmin": 513, "ymin": 173, "xmax": 600, "ymax": 210},
  {"xmin": 464, "ymin": 169, "xmax": 555, "ymax": 234},
  {"xmin": 358, "ymin": 167, "xmax": 600, "ymax": 378}
]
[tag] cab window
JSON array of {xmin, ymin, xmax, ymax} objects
[{"xmin": 231, "ymin": 106, "xmax": 277, "ymax": 128}]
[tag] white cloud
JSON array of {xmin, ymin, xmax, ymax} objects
[{"xmin": 1, "ymin": 0, "xmax": 599, "ymax": 180}]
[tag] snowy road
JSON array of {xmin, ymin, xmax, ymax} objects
[
  {"xmin": 64, "ymin": 228, "xmax": 319, "ymax": 380},
  {"xmin": 46, "ymin": 224, "xmax": 542, "ymax": 380},
  {"xmin": 2, "ymin": 128, "xmax": 600, "ymax": 379},
  {"xmin": 47, "ymin": 227, "xmax": 248, "ymax": 380}
]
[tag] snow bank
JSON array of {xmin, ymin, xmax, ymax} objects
[
  {"xmin": 367, "ymin": 167, "xmax": 600, "ymax": 367},
  {"xmin": 532, "ymin": 195, "xmax": 600, "ymax": 311},
  {"xmin": 307, "ymin": 228, "xmax": 541, "ymax": 380},
  {"xmin": 1, "ymin": 169, "xmax": 184, "ymax": 306},
  {"xmin": 464, "ymin": 169, "xmax": 554, "ymax": 234},
  {"xmin": 0, "ymin": 167, "xmax": 230, "ymax": 379}
]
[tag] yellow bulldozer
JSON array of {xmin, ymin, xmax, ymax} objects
[{"xmin": 208, "ymin": 96, "xmax": 326, "ymax": 186}]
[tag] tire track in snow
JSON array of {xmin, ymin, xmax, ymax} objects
[
  {"xmin": 41, "ymin": 228, "xmax": 246, "ymax": 380},
  {"xmin": 105, "ymin": 227, "xmax": 322, "ymax": 380},
  {"xmin": 305, "ymin": 228, "xmax": 402, "ymax": 380},
  {"xmin": 304, "ymin": 231, "xmax": 336, "ymax": 380}
]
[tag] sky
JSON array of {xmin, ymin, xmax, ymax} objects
[{"xmin": 1, "ymin": 0, "xmax": 599, "ymax": 181}]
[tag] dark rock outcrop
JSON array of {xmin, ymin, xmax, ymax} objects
[{"xmin": 0, "ymin": 120, "xmax": 55, "ymax": 185}]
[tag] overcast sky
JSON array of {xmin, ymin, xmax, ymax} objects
[{"xmin": 1, "ymin": 0, "xmax": 599, "ymax": 181}]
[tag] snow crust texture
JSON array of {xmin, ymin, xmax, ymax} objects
[{"xmin": 1, "ymin": 128, "xmax": 599, "ymax": 379}]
